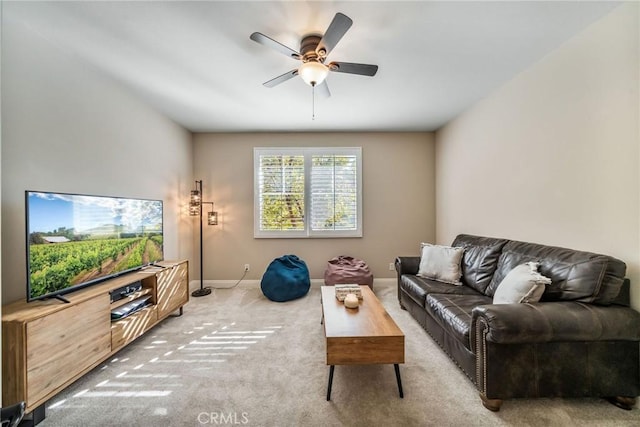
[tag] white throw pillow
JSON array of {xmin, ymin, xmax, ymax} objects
[
  {"xmin": 493, "ymin": 262, "xmax": 552, "ymax": 304},
  {"xmin": 417, "ymin": 243, "xmax": 464, "ymax": 285}
]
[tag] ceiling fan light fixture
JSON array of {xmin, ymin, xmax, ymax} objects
[
  {"xmin": 298, "ymin": 61, "xmax": 328, "ymax": 86},
  {"xmin": 250, "ymin": 13, "xmax": 377, "ymax": 93}
]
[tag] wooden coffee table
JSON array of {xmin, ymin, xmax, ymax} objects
[{"xmin": 321, "ymin": 285, "xmax": 405, "ymax": 400}]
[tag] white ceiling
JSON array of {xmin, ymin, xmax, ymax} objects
[{"xmin": 4, "ymin": 1, "xmax": 620, "ymax": 132}]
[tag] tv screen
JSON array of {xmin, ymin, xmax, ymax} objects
[{"xmin": 26, "ymin": 191, "xmax": 163, "ymax": 302}]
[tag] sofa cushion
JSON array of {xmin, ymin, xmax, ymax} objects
[
  {"xmin": 451, "ymin": 234, "xmax": 509, "ymax": 294},
  {"xmin": 401, "ymin": 275, "xmax": 479, "ymax": 307},
  {"xmin": 417, "ymin": 243, "xmax": 464, "ymax": 285},
  {"xmin": 486, "ymin": 240, "xmax": 626, "ymax": 305},
  {"xmin": 425, "ymin": 293, "xmax": 493, "ymax": 350},
  {"xmin": 400, "ymin": 275, "xmax": 430, "ymax": 307},
  {"xmin": 493, "ymin": 262, "xmax": 552, "ymax": 304}
]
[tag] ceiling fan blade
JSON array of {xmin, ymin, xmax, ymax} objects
[
  {"xmin": 315, "ymin": 80, "xmax": 331, "ymax": 98},
  {"xmin": 316, "ymin": 13, "xmax": 353, "ymax": 57},
  {"xmin": 250, "ymin": 32, "xmax": 301, "ymax": 60},
  {"xmin": 263, "ymin": 69, "xmax": 298, "ymax": 88},
  {"xmin": 328, "ymin": 61, "xmax": 378, "ymax": 76}
]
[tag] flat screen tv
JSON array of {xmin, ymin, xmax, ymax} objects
[{"xmin": 26, "ymin": 191, "xmax": 163, "ymax": 302}]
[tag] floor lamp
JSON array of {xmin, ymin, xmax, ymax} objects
[{"xmin": 189, "ymin": 180, "xmax": 218, "ymax": 297}]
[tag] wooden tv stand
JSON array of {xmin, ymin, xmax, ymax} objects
[{"xmin": 1, "ymin": 260, "xmax": 189, "ymax": 425}]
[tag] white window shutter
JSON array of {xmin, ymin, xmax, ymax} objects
[
  {"xmin": 310, "ymin": 154, "xmax": 358, "ymax": 232},
  {"xmin": 257, "ymin": 153, "xmax": 304, "ymax": 231},
  {"xmin": 254, "ymin": 147, "xmax": 361, "ymax": 238}
]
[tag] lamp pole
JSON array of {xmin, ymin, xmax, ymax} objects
[{"xmin": 190, "ymin": 180, "xmax": 214, "ymax": 297}]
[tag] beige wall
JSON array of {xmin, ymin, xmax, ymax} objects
[
  {"xmin": 1, "ymin": 14, "xmax": 194, "ymax": 303},
  {"xmin": 0, "ymin": 2, "xmax": 3, "ymax": 397},
  {"xmin": 193, "ymin": 132, "xmax": 435, "ymax": 282},
  {"xmin": 435, "ymin": 3, "xmax": 640, "ymax": 308}
]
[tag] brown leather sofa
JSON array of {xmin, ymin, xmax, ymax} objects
[{"xmin": 396, "ymin": 234, "xmax": 640, "ymax": 411}]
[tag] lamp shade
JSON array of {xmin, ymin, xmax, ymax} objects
[
  {"xmin": 189, "ymin": 190, "xmax": 201, "ymax": 216},
  {"xmin": 207, "ymin": 211, "xmax": 218, "ymax": 226},
  {"xmin": 298, "ymin": 61, "xmax": 328, "ymax": 86}
]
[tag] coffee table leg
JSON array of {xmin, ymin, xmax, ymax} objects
[
  {"xmin": 327, "ymin": 365, "xmax": 335, "ymax": 401},
  {"xmin": 394, "ymin": 364, "xmax": 404, "ymax": 398}
]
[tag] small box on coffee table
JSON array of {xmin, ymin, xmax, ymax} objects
[{"xmin": 334, "ymin": 284, "xmax": 363, "ymax": 301}]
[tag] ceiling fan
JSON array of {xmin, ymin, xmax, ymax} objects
[{"xmin": 249, "ymin": 12, "xmax": 378, "ymax": 97}]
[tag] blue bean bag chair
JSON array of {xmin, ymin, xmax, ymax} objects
[{"xmin": 261, "ymin": 255, "xmax": 310, "ymax": 302}]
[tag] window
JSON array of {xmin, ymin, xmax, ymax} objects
[{"xmin": 254, "ymin": 147, "xmax": 362, "ymax": 238}]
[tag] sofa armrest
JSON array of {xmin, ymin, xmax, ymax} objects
[
  {"xmin": 471, "ymin": 302, "xmax": 640, "ymax": 352},
  {"xmin": 395, "ymin": 256, "xmax": 420, "ymax": 276},
  {"xmin": 395, "ymin": 256, "xmax": 420, "ymax": 304}
]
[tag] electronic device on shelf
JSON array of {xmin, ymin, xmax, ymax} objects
[
  {"xmin": 109, "ymin": 281, "xmax": 143, "ymax": 303},
  {"xmin": 110, "ymin": 295, "xmax": 152, "ymax": 321}
]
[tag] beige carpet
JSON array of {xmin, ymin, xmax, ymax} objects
[{"xmin": 40, "ymin": 284, "xmax": 638, "ymax": 426}]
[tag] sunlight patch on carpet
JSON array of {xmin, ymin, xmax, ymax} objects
[{"xmin": 47, "ymin": 319, "xmax": 283, "ymax": 411}]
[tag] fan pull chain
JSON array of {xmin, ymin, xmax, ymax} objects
[{"xmin": 312, "ymin": 84, "xmax": 316, "ymax": 120}]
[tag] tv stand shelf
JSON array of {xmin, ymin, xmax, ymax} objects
[
  {"xmin": 1, "ymin": 260, "xmax": 189, "ymax": 424},
  {"xmin": 110, "ymin": 287, "xmax": 153, "ymax": 310}
]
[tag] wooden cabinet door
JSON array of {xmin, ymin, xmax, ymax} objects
[
  {"xmin": 26, "ymin": 295, "xmax": 111, "ymax": 407},
  {"xmin": 156, "ymin": 261, "xmax": 188, "ymax": 319},
  {"xmin": 111, "ymin": 306, "xmax": 158, "ymax": 350}
]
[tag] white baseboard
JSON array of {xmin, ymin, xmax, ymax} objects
[{"xmin": 189, "ymin": 278, "xmax": 396, "ymax": 292}]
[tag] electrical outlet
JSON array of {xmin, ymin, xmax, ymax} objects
[
  {"xmin": 389, "ymin": 262, "xmax": 395, "ymax": 271},
  {"xmin": 244, "ymin": 264, "xmax": 250, "ymax": 272}
]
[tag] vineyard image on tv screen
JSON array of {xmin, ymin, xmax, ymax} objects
[{"xmin": 26, "ymin": 191, "xmax": 163, "ymax": 301}]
